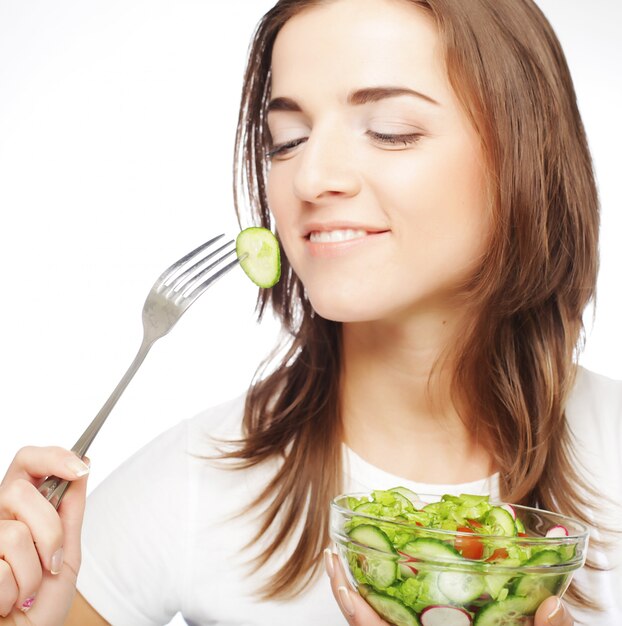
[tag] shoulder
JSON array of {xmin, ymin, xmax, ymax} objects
[
  {"xmin": 566, "ymin": 366, "xmax": 622, "ymax": 434},
  {"xmin": 84, "ymin": 393, "xmax": 248, "ymax": 502},
  {"xmin": 77, "ymin": 393, "xmax": 254, "ymax": 624},
  {"xmin": 184, "ymin": 393, "xmax": 247, "ymax": 455},
  {"xmin": 565, "ymin": 367, "xmax": 621, "ymax": 517}
]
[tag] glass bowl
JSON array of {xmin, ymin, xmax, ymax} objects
[{"xmin": 330, "ymin": 492, "xmax": 589, "ymax": 626}]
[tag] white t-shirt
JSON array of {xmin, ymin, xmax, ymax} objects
[{"xmin": 77, "ymin": 367, "xmax": 622, "ymax": 626}]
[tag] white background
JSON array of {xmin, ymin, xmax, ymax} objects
[{"xmin": 0, "ymin": 2, "xmax": 620, "ymax": 623}]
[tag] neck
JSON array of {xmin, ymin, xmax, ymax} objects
[{"xmin": 340, "ymin": 313, "xmax": 493, "ymax": 484}]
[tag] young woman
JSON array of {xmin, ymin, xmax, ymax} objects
[{"xmin": 0, "ymin": 0, "xmax": 620, "ymax": 624}]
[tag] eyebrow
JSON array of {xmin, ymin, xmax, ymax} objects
[{"xmin": 267, "ymin": 86, "xmax": 441, "ymax": 112}]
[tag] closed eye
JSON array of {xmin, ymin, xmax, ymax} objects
[
  {"xmin": 266, "ymin": 137, "xmax": 308, "ymax": 159},
  {"xmin": 367, "ymin": 130, "xmax": 423, "ymax": 148},
  {"xmin": 267, "ymin": 130, "xmax": 422, "ymax": 158}
]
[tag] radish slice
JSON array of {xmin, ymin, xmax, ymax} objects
[
  {"xmin": 397, "ymin": 550, "xmax": 419, "ymax": 562},
  {"xmin": 399, "ymin": 563, "xmax": 419, "ymax": 577},
  {"xmin": 546, "ymin": 524, "xmax": 569, "ymax": 537},
  {"xmin": 500, "ymin": 503, "xmax": 516, "ymax": 519},
  {"xmin": 421, "ymin": 605, "xmax": 472, "ymax": 626}
]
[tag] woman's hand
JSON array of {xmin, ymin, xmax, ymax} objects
[
  {"xmin": 535, "ymin": 596, "xmax": 575, "ymax": 625},
  {"xmin": 325, "ymin": 549, "xmax": 391, "ymax": 625},
  {"xmin": 0, "ymin": 446, "xmax": 89, "ymax": 624},
  {"xmin": 325, "ymin": 550, "xmax": 575, "ymax": 626}
]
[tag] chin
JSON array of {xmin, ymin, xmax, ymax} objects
[{"xmin": 307, "ymin": 293, "xmax": 383, "ymax": 323}]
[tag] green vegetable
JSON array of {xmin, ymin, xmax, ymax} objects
[
  {"xmin": 361, "ymin": 586, "xmax": 421, "ymax": 626},
  {"xmin": 343, "ymin": 489, "xmax": 576, "ymax": 625},
  {"xmin": 236, "ymin": 227, "xmax": 281, "ymax": 288}
]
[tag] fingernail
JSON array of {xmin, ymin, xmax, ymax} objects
[
  {"xmin": 338, "ymin": 585, "xmax": 355, "ymax": 617},
  {"xmin": 66, "ymin": 456, "xmax": 90, "ymax": 477},
  {"xmin": 51, "ymin": 547, "xmax": 64, "ymax": 575},
  {"xmin": 324, "ymin": 548, "xmax": 335, "ymax": 579},
  {"xmin": 20, "ymin": 596, "xmax": 35, "ymax": 612},
  {"xmin": 548, "ymin": 597, "xmax": 565, "ymax": 625}
]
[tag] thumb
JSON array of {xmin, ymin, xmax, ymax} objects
[{"xmin": 534, "ymin": 596, "xmax": 574, "ymax": 626}]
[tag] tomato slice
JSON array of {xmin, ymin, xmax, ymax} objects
[
  {"xmin": 486, "ymin": 548, "xmax": 509, "ymax": 562},
  {"xmin": 455, "ymin": 525, "xmax": 485, "ymax": 559}
]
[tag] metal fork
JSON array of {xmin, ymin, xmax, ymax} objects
[{"xmin": 38, "ymin": 234, "xmax": 240, "ymax": 509}]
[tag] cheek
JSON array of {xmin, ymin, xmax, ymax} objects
[
  {"xmin": 386, "ymin": 139, "xmax": 490, "ymax": 252},
  {"xmin": 267, "ymin": 166, "xmax": 302, "ymax": 266},
  {"xmin": 266, "ymin": 168, "xmax": 285, "ymax": 221},
  {"xmin": 267, "ymin": 168, "xmax": 292, "ymax": 233}
]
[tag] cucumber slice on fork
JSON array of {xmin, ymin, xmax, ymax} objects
[{"xmin": 236, "ymin": 227, "xmax": 281, "ymax": 288}]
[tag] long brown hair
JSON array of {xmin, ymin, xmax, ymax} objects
[{"xmin": 223, "ymin": 0, "xmax": 615, "ymax": 611}]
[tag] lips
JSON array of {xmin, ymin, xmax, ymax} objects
[
  {"xmin": 308, "ymin": 228, "xmax": 368, "ymax": 243},
  {"xmin": 303, "ymin": 222, "xmax": 390, "ymax": 240},
  {"xmin": 302, "ymin": 224, "xmax": 391, "ymax": 258}
]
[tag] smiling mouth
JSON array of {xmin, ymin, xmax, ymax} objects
[
  {"xmin": 308, "ymin": 228, "xmax": 369, "ymax": 243},
  {"xmin": 304, "ymin": 228, "xmax": 390, "ymax": 258}
]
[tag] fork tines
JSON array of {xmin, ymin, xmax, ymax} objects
[{"xmin": 155, "ymin": 234, "xmax": 239, "ymax": 304}]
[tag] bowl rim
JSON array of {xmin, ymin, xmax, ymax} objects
[{"xmin": 330, "ymin": 491, "xmax": 590, "ymax": 541}]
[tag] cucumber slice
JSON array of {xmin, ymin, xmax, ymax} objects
[
  {"xmin": 348, "ymin": 525, "xmax": 397, "ymax": 588},
  {"xmin": 413, "ymin": 571, "xmax": 452, "ymax": 612},
  {"xmin": 349, "ymin": 524, "xmax": 396, "ymax": 552},
  {"xmin": 389, "ymin": 490, "xmax": 416, "ymax": 511},
  {"xmin": 362, "ymin": 588, "xmax": 421, "ymax": 626},
  {"xmin": 485, "ymin": 507, "xmax": 517, "ymax": 537},
  {"xmin": 401, "ymin": 538, "xmax": 462, "ymax": 562},
  {"xmin": 524, "ymin": 550, "xmax": 562, "ymax": 566},
  {"xmin": 557, "ymin": 543, "xmax": 576, "ymax": 562},
  {"xmin": 354, "ymin": 502, "xmax": 380, "ymax": 515},
  {"xmin": 473, "ymin": 595, "xmax": 536, "ymax": 625},
  {"xmin": 511, "ymin": 550, "xmax": 562, "ymax": 612},
  {"xmin": 389, "ymin": 486, "xmax": 426, "ymax": 509},
  {"xmin": 484, "ymin": 571, "xmax": 516, "ymax": 600},
  {"xmin": 513, "ymin": 515, "xmax": 525, "ymax": 534},
  {"xmin": 235, "ymin": 227, "xmax": 281, "ymax": 288},
  {"xmin": 500, "ymin": 504, "xmax": 517, "ymax": 520},
  {"xmin": 438, "ymin": 569, "xmax": 485, "ymax": 603}
]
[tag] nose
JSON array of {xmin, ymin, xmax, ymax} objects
[{"xmin": 292, "ymin": 126, "xmax": 362, "ymax": 202}]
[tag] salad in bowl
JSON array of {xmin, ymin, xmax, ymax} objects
[{"xmin": 329, "ymin": 489, "xmax": 589, "ymax": 626}]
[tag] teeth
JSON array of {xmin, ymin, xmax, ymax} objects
[{"xmin": 309, "ymin": 229, "xmax": 367, "ymax": 243}]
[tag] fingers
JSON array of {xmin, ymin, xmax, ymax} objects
[
  {"xmin": 534, "ymin": 596, "xmax": 574, "ymax": 626},
  {"xmin": 0, "ymin": 447, "xmax": 90, "ymax": 616},
  {"xmin": 2, "ymin": 446, "xmax": 90, "ymax": 486},
  {"xmin": 0, "ymin": 479, "xmax": 64, "ymax": 574},
  {"xmin": 324, "ymin": 549, "xmax": 391, "ymax": 625},
  {"xmin": 0, "ymin": 558, "xmax": 19, "ymax": 617},
  {"xmin": 0, "ymin": 520, "xmax": 42, "ymax": 611}
]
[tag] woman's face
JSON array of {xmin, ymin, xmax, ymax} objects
[{"xmin": 266, "ymin": 0, "xmax": 490, "ymax": 324}]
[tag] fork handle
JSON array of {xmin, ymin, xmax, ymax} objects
[
  {"xmin": 38, "ymin": 475, "xmax": 71, "ymax": 510},
  {"xmin": 71, "ymin": 338, "xmax": 154, "ymax": 458},
  {"xmin": 38, "ymin": 337, "xmax": 155, "ymax": 510}
]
